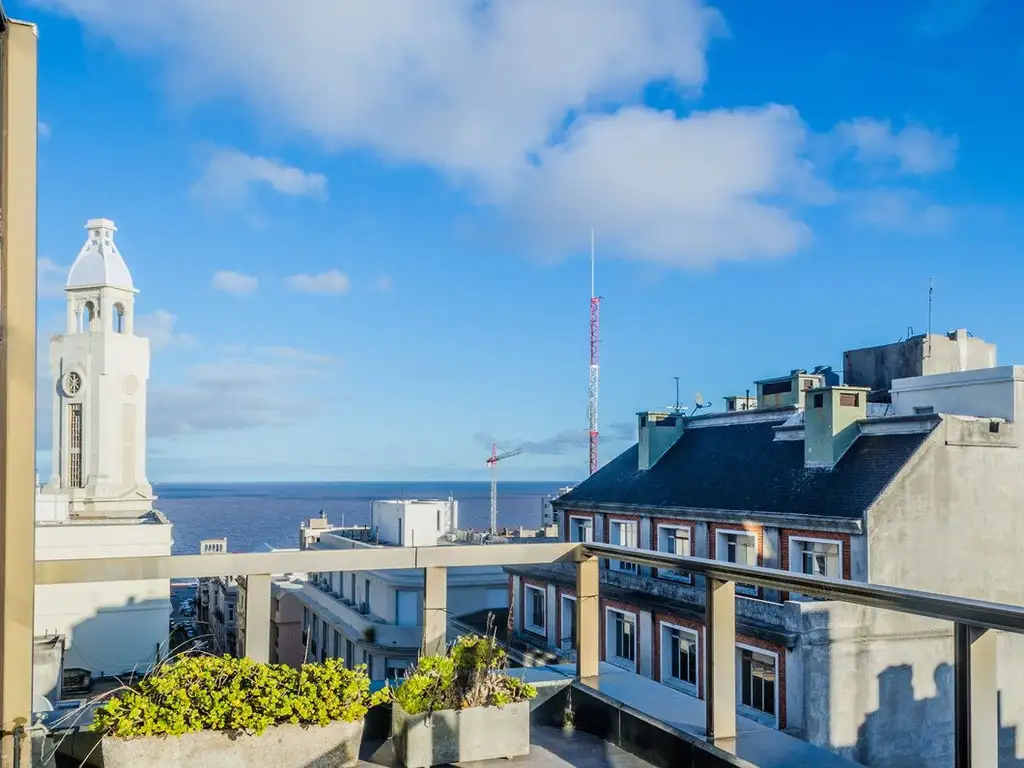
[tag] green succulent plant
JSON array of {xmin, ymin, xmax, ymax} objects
[
  {"xmin": 388, "ymin": 634, "xmax": 536, "ymax": 716},
  {"xmin": 92, "ymin": 655, "xmax": 388, "ymax": 739}
]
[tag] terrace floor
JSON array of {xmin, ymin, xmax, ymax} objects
[{"xmin": 358, "ymin": 725, "xmax": 656, "ymax": 767}]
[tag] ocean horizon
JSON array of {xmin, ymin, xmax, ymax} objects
[{"xmin": 156, "ymin": 480, "xmax": 574, "ymax": 556}]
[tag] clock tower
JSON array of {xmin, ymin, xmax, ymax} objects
[{"xmin": 43, "ymin": 218, "xmax": 154, "ymax": 518}]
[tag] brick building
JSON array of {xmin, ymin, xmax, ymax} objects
[{"xmin": 508, "ymin": 330, "xmax": 1024, "ymax": 767}]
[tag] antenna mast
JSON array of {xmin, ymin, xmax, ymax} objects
[
  {"xmin": 588, "ymin": 229, "xmax": 601, "ymax": 476},
  {"xmin": 927, "ymin": 277, "xmax": 934, "ymax": 358}
]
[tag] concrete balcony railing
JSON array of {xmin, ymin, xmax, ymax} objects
[{"xmin": 27, "ymin": 540, "xmax": 1024, "ymax": 767}]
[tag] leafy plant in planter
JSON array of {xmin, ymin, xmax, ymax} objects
[
  {"xmin": 93, "ymin": 655, "xmax": 384, "ymax": 738},
  {"xmin": 390, "ymin": 634, "xmax": 536, "ymax": 715},
  {"xmin": 386, "ymin": 635, "xmax": 536, "ymax": 767},
  {"xmin": 86, "ymin": 656, "xmax": 387, "ymax": 768}
]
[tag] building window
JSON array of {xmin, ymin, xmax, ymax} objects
[
  {"xmin": 789, "ymin": 537, "xmax": 842, "ymax": 600},
  {"xmin": 525, "ymin": 585, "xmax": 546, "ymax": 636},
  {"xmin": 813, "ymin": 393, "xmax": 823, "ymax": 408},
  {"xmin": 739, "ymin": 647, "xmax": 777, "ymax": 724},
  {"xmin": 346, "ymin": 639, "xmax": 354, "ymax": 669},
  {"xmin": 113, "ymin": 302, "xmax": 126, "ymax": 333},
  {"xmin": 660, "ymin": 623, "xmax": 699, "ymax": 695},
  {"xmin": 609, "ymin": 519, "xmax": 638, "ymax": 572},
  {"xmin": 68, "ymin": 402, "xmax": 84, "ymax": 488},
  {"xmin": 761, "ymin": 380, "xmax": 792, "ymax": 396},
  {"xmin": 334, "ymin": 630, "xmax": 342, "ymax": 658},
  {"xmin": 560, "ymin": 595, "xmax": 577, "ymax": 651},
  {"xmin": 227, "ymin": 604, "xmax": 234, "ymax": 623},
  {"xmin": 396, "ymin": 589, "xmax": 418, "ymax": 627},
  {"xmin": 717, "ymin": 531, "xmax": 758, "ymax": 596},
  {"xmin": 606, "ymin": 609, "xmax": 636, "ymax": 670},
  {"xmin": 569, "ymin": 516, "xmax": 593, "ymax": 543},
  {"xmin": 839, "ymin": 392, "xmax": 859, "ymax": 407},
  {"xmin": 656, "ymin": 525, "xmax": 692, "ymax": 583},
  {"xmin": 385, "ymin": 658, "xmax": 407, "ymax": 681}
]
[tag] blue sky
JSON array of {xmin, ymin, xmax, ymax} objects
[{"xmin": 20, "ymin": 0, "xmax": 1024, "ymax": 482}]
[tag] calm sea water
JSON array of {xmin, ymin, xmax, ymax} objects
[{"xmin": 155, "ymin": 481, "xmax": 572, "ymax": 555}]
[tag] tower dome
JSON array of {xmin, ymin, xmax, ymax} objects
[{"xmin": 66, "ymin": 218, "xmax": 134, "ymax": 291}]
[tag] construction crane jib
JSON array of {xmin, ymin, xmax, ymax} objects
[{"xmin": 486, "ymin": 442, "xmax": 523, "ymax": 535}]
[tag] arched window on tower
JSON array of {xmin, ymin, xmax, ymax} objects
[
  {"xmin": 84, "ymin": 301, "xmax": 96, "ymax": 331},
  {"xmin": 114, "ymin": 303, "xmax": 125, "ymax": 333}
]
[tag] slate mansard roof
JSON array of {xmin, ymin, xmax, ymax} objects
[{"xmin": 558, "ymin": 417, "xmax": 934, "ymax": 520}]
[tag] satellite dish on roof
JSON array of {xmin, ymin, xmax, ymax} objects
[{"xmin": 690, "ymin": 392, "xmax": 712, "ymax": 417}]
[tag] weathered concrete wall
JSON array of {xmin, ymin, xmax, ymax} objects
[
  {"xmin": 866, "ymin": 417, "xmax": 1024, "ymax": 766},
  {"xmin": 795, "ymin": 601, "xmax": 953, "ymax": 768}
]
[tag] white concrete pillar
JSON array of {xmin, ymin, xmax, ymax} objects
[
  {"xmin": 576, "ymin": 554, "xmax": 600, "ymax": 679},
  {"xmin": 422, "ymin": 567, "xmax": 447, "ymax": 657},
  {"xmin": 706, "ymin": 578, "xmax": 736, "ymax": 743},
  {"xmin": 242, "ymin": 574, "xmax": 271, "ymax": 664}
]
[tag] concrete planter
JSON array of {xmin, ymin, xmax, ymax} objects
[
  {"xmin": 74, "ymin": 718, "xmax": 364, "ymax": 768},
  {"xmin": 391, "ymin": 700, "xmax": 530, "ymax": 767}
]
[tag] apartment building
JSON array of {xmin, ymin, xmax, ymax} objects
[
  {"xmin": 297, "ymin": 500, "xmax": 508, "ymax": 680},
  {"xmin": 509, "ymin": 330, "xmax": 1024, "ymax": 768}
]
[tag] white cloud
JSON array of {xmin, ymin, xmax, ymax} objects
[
  {"xmin": 285, "ymin": 269, "xmax": 350, "ymax": 295},
  {"xmin": 38, "ymin": 121, "xmax": 51, "ymax": 139},
  {"xmin": 135, "ymin": 309, "xmax": 196, "ymax": 349},
  {"xmin": 33, "ymin": 1, "xmax": 844, "ymax": 267},
  {"xmin": 832, "ymin": 118, "xmax": 958, "ymax": 176},
  {"xmin": 38, "ymin": 257, "xmax": 67, "ymax": 298},
  {"xmin": 191, "ymin": 147, "xmax": 328, "ymax": 206},
  {"xmin": 148, "ymin": 350, "xmax": 330, "ymax": 437},
  {"xmin": 212, "ymin": 269, "xmax": 259, "ymax": 297},
  {"xmin": 501, "ymin": 104, "xmax": 828, "ymax": 265},
  {"xmin": 850, "ymin": 189, "xmax": 953, "ymax": 236},
  {"xmin": 372, "ymin": 273, "xmax": 394, "ymax": 293}
]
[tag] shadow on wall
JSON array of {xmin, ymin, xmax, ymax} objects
[
  {"xmin": 60, "ymin": 596, "xmax": 172, "ymax": 681},
  {"xmin": 852, "ymin": 664, "xmax": 1024, "ymax": 768}
]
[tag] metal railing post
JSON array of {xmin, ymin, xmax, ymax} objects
[
  {"xmin": 705, "ymin": 577, "xmax": 736, "ymax": 743},
  {"xmin": 422, "ymin": 566, "xmax": 447, "ymax": 657},
  {"xmin": 954, "ymin": 623, "xmax": 998, "ymax": 768},
  {"xmin": 0, "ymin": 17, "xmax": 37, "ymax": 768},
  {"xmin": 576, "ymin": 552, "xmax": 599, "ymax": 679},
  {"xmin": 241, "ymin": 574, "xmax": 271, "ymax": 664}
]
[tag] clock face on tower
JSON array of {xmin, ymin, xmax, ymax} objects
[{"xmin": 62, "ymin": 371, "xmax": 82, "ymax": 397}]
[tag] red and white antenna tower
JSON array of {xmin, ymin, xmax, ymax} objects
[{"xmin": 588, "ymin": 229, "xmax": 601, "ymax": 476}]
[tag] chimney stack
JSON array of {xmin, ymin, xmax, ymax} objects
[
  {"xmin": 637, "ymin": 411, "xmax": 684, "ymax": 470},
  {"xmin": 804, "ymin": 386, "xmax": 869, "ymax": 469}
]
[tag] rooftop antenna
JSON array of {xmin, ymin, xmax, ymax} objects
[
  {"xmin": 673, "ymin": 377, "xmax": 682, "ymax": 413},
  {"xmin": 927, "ymin": 277, "xmax": 934, "ymax": 358},
  {"xmin": 588, "ymin": 229, "xmax": 602, "ymax": 476}
]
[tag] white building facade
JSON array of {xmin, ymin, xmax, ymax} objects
[
  {"xmin": 299, "ymin": 501, "xmax": 508, "ymax": 680},
  {"xmin": 34, "ymin": 219, "xmax": 172, "ymax": 681}
]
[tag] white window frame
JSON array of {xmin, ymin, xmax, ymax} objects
[
  {"xmin": 568, "ymin": 515, "xmax": 594, "ymax": 543},
  {"xmin": 656, "ymin": 524, "xmax": 693, "ymax": 584},
  {"xmin": 524, "ymin": 585, "xmax": 546, "ymax": 636},
  {"xmin": 659, "ymin": 621, "xmax": 700, "ymax": 697},
  {"xmin": 608, "ymin": 518, "xmax": 639, "ymax": 572},
  {"xmin": 604, "ymin": 608, "xmax": 638, "ymax": 672},
  {"xmin": 787, "ymin": 535, "xmax": 843, "ymax": 601},
  {"xmin": 716, "ymin": 528, "xmax": 759, "ymax": 596},
  {"xmin": 737, "ymin": 642, "xmax": 779, "ymax": 728},
  {"xmin": 560, "ymin": 594, "xmax": 577, "ymax": 651}
]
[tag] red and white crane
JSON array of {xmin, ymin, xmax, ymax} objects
[{"xmin": 486, "ymin": 442, "xmax": 522, "ymax": 534}]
